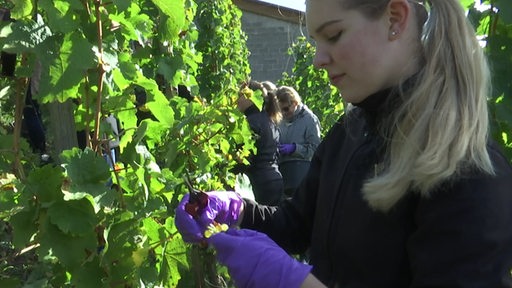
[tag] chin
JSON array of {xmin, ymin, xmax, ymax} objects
[
  {"xmin": 340, "ymin": 94, "xmax": 359, "ymax": 104},
  {"xmin": 340, "ymin": 89, "xmax": 370, "ymax": 104}
]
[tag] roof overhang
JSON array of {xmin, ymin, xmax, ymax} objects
[{"xmin": 233, "ymin": 0, "xmax": 305, "ymax": 25}]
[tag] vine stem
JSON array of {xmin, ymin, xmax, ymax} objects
[
  {"xmin": 92, "ymin": 0, "xmax": 105, "ymax": 153},
  {"xmin": 83, "ymin": 75, "xmax": 92, "ymax": 148},
  {"xmin": 12, "ymin": 56, "xmax": 28, "ymax": 180},
  {"xmin": 193, "ymin": 126, "xmax": 225, "ymax": 146}
]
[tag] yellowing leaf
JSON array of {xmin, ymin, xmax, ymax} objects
[
  {"xmin": 241, "ymin": 87, "xmax": 253, "ymax": 98},
  {"xmin": 132, "ymin": 247, "xmax": 148, "ymax": 267}
]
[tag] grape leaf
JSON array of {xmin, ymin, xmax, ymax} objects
[{"xmin": 47, "ymin": 199, "xmax": 96, "ymax": 236}]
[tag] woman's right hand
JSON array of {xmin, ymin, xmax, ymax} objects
[
  {"xmin": 236, "ymin": 95, "xmax": 254, "ymax": 112},
  {"xmin": 174, "ymin": 191, "xmax": 244, "ymax": 243}
]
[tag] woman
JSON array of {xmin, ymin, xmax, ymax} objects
[
  {"xmin": 275, "ymin": 86, "xmax": 321, "ymax": 196},
  {"xmin": 233, "ymin": 80, "xmax": 284, "ymax": 205},
  {"xmin": 175, "ymin": 0, "xmax": 512, "ymax": 287}
]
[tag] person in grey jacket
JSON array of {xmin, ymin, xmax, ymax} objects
[{"xmin": 276, "ymin": 86, "xmax": 321, "ymax": 196}]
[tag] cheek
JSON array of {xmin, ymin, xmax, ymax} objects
[
  {"xmin": 337, "ymin": 32, "xmax": 382, "ymax": 72},
  {"xmin": 333, "ymin": 28, "xmax": 389, "ymax": 102}
]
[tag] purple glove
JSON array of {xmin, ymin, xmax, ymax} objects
[
  {"xmin": 208, "ymin": 228, "xmax": 312, "ymax": 288},
  {"xmin": 175, "ymin": 191, "xmax": 244, "ymax": 243},
  {"xmin": 278, "ymin": 143, "xmax": 296, "ymax": 155}
]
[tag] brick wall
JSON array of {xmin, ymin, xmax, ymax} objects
[{"xmin": 239, "ymin": 11, "xmax": 306, "ymax": 83}]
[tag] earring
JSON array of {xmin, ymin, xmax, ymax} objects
[{"xmin": 391, "ymin": 30, "xmax": 398, "ymax": 36}]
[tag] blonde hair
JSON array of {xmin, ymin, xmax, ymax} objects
[
  {"xmin": 275, "ymin": 86, "xmax": 302, "ymax": 105},
  {"xmin": 342, "ymin": 0, "xmax": 495, "ymax": 211}
]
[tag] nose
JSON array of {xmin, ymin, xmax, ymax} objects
[{"xmin": 313, "ymin": 45, "xmax": 330, "ymax": 68}]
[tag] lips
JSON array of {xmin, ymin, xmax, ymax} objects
[{"xmin": 329, "ymin": 73, "xmax": 346, "ymax": 85}]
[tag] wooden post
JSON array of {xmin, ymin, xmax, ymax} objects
[{"xmin": 47, "ymin": 100, "xmax": 78, "ymax": 162}]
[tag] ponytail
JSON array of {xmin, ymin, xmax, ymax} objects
[
  {"xmin": 265, "ymin": 91, "xmax": 282, "ymax": 124},
  {"xmin": 363, "ymin": 0, "xmax": 494, "ymax": 211},
  {"xmin": 247, "ymin": 80, "xmax": 282, "ymax": 124}
]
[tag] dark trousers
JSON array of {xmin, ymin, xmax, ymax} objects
[
  {"xmin": 247, "ymin": 168, "xmax": 284, "ymax": 206},
  {"xmin": 279, "ymin": 160, "xmax": 311, "ymax": 196}
]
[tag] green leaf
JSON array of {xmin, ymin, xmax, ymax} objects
[
  {"xmin": 47, "ymin": 199, "xmax": 97, "ymax": 236},
  {"xmin": 109, "ymin": 13, "xmax": 139, "ymax": 41},
  {"xmin": 250, "ymin": 89, "xmax": 264, "ymax": 111},
  {"xmin": 135, "ymin": 77, "xmax": 175, "ymax": 127},
  {"xmin": 61, "ymin": 148, "xmax": 111, "ymax": 185},
  {"xmin": 120, "ymin": 121, "xmax": 148, "ymax": 166},
  {"xmin": 144, "ymin": 121, "xmax": 168, "ymax": 150},
  {"xmin": 70, "ymin": 257, "xmax": 106, "ymax": 287},
  {"xmin": 110, "ymin": 7, "xmax": 153, "ymax": 44},
  {"xmin": 39, "ymin": 32, "xmax": 95, "ymax": 103},
  {"xmin": 164, "ymin": 217, "xmax": 189, "ymax": 267},
  {"xmin": 10, "ymin": 0, "xmax": 33, "ymax": 19},
  {"xmin": 0, "ymin": 174, "xmax": 21, "ymax": 218},
  {"xmin": 113, "ymin": 0, "xmax": 131, "ymax": 12},
  {"xmin": 97, "ymin": 47, "xmax": 118, "ymax": 73},
  {"xmin": 459, "ymin": 0, "xmax": 474, "ymax": 10},
  {"xmin": 0, "ymin": 22, "xmax": 13, "ymax": 40},
  {"xmin": 0, "ymin": 278, "xmax": 21, "ymax": 288},
  {"xmin": 152, "ymin": 0, "xmax": 185, "ymax": 39},
  {"xmin": 102, "ymin": 215, "xmax": 139, "ymax": 280},
  {"xmin": 110, "ymin": 74, "xmax": 129, "ymax": 99},
  {"xmin": 60, "ymin": 148, "xmax": 111, "ymax": 199},
  {"xmin": 219, "ymin": 137, "xmax": 230, "ymax": 154},
  {"xmin": 0, "ymin": 190, "xmax": 19, "ymax": 218},
  {"xmin": 8, "ymin": 208, "xmax": 38, "ymax": 249},
  {"xmin": 116, "ymin": 52, "xmax": 139, "ymax": 82},
  {"xmin": 25, "ymin": 165, "xmax": 64, "ymax": 205},
  {"xmin": 0, "ymin": 15, "xmax": 52, "ymax": 53},
  {"xmin": 164, "ymin": 140, "xmax": 180, "ymax": 166},
  {"xmin": 159, "ymin": 220, "xmax": 188, "ymax": 287},
  {"xmin": 38, "ymin": 0, "xmax": 82, "ymax": 33},
  {"xmin": 142, "ymin": 217, "xmax": 161, "ymax": 243},
  {"xmin": 146, "ymin": 100, "xmax": 175, "ymax": 127},
  {"xmin": 39, "ymin": 216, "xmax": 97, "ymax": 271}
]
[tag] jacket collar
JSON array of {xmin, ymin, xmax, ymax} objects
[
  {"xmin": 352, "ymin": 87, "xmax": 396, "ymax": 130},
  {"xmin": 352, "ymin": 75, "xmax": 418, "ymax": 129},
  {"xmin": 285, "ymin": 103, "xmax": 305, "ymax": 123}
]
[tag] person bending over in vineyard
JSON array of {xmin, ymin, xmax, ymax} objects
[
  {"xmin": 175, "ymin": 0, "xmax": 512, "ymax": 287},
  {"xmin": 232, "ymin": 80, "xmax": 284, "ymax": 205},
  {"xmin": 275, "ymin": 85, "xmax": 322, "ymax": 197},
  {"xmin": 261, "ymin": 80, "xmax": 277, "ymax": 93}
]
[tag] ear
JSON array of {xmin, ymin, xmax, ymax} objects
[{"xmin": 387, "ymin": 0, "xmax": 411, "ymax": 40}]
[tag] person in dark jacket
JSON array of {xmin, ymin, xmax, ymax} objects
[
  {"xmin": 174, "ymin": 0, "xmax": 512, "ymax": 287},
  {"xmin": 233, "ymin": 80, "xmax": 284, "ymax": 205}
]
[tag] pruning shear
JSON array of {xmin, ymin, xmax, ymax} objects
[{"xmin": 183, "ymin": 174, "xmax": 209, "ymax": 219}]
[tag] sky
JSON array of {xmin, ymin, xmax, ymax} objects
[{"xmin": 261, "ymin": 0, "xmax": 306, "ymax": 12}]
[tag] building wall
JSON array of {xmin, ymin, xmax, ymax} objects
[{"xmin": 239, "ymin": 10, "xmax": 307, "ymax": 83}]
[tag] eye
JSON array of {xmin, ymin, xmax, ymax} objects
[{"xmin": 327, "ymin": 31, "xmax": 342, "ymax": 43}]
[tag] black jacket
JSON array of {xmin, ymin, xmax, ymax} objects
[
  {"xmin": 241, "ymin": 91, "xmax": 512, "ymax": 287},
  {"xmin": 243, "ymin": 105, "xmax": 280, "ymax": 172},
  {"xmin": 231, "ymin": 105, "xmax": 281, "ymax": 175}
]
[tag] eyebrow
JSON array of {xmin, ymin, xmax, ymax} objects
[{"xmin": 315, "ymin": 19, "xmax": 344, "ymax": 34}]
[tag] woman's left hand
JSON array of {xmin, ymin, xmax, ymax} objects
[{"xmin": 208, "ymin": 228, "xmax": 312, "ymax": 288}]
